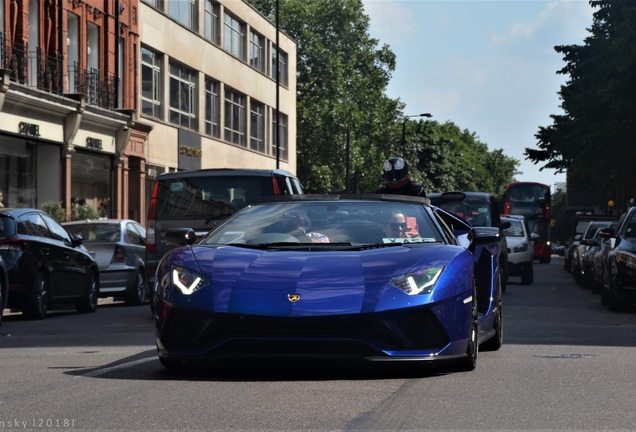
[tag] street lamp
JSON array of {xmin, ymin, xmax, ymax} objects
[{"xmin": 401, "ymin": 113, "xmax": 432, "ymax": 158}]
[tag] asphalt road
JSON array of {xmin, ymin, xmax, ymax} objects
[{"xmin": 1, "ymin": 255, "xmax": 636, "ymax": 431}]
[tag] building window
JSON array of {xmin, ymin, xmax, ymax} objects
[
  {"xmin": 205, "ymin": 77, "xmax": 220, "ymax": 138},
  {"xmin": 224, "ymin": 87, "xmax": 246, "ymax": 146},
  {"xmin": 249, "ymin": 30, "xmax": 265, "ymax": 73},
  {"xmin": 141, "ymin": 46, "xmax": 162, "ymax": 119},
  {"xmin": 271, "ymin": 46, "xmax": 288, "ymax": 87},
  {"xmin": 142, "ymin": 0, "xmax": 164, "ymax": 8},
  {"xmin": 272, "ymin": 112, "xmax": 288, "ymax": 161},
  {"xmin": 250, "ymin": 99, "xmax": 265, "ymax": 153},
  {"xmin": 204, "ymin": 0, "xmax": 220, "ymax": 45},
  {"xmin": 168, "ymin": 0, "xmax": 197, "ymax": 31},
  {"xmin": 223, "ymin": 14, "xmax": 245, "ymax": 60},
  {"xmin": 169, "ymin": 61, "xmax": 197, "ymax": 130}
]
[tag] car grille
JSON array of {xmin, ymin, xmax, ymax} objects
[{"xmin": 159, "ymin": 306, "xmax": 450, "ymax": 358}]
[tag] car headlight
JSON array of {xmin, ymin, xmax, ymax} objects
[
  {"xmin": 513, "ymin": 243, "xmax": 528, "ymax": 253},
  {"xmin": 391, "ymin": 266, "xmax": 444, "ymax": 295},
  {"xmin": 172, "ymin": 265, "xmax": 210, "ymax": 295}
]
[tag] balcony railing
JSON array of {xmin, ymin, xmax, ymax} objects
[
  {"xmin": 68, "ymin": 63, "xmax": 116, "ymax": 110},
  {"xmin": 1, "ymin": 32, "xmax": 116, "ymax": 110}
]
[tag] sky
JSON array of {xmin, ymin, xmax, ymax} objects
[{"xmin": 362, "ymin": 0, "xmax": 595, "ymax": 192}]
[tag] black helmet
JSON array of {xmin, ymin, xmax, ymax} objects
[{"xmin": 383, "ymin": 157, "xmax": 409, "ymax": 183}]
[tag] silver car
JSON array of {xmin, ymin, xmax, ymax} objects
[
  {"xmin": 63, "ymin": 219, "xmax": 148, "ymax": 305},
  {"xmin": 502, "ymin": 215, "xmax": 537, "ymax": 285}
]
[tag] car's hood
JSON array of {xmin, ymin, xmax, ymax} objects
[{"xmin": 171, "ymin": 244, "xmax": 471, "ymax": 315}]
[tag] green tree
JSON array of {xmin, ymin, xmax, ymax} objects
[
  {"xmin": 411, "ymin": 120, "xmax": 517, "ymax": 195},
  {"xmin": 249, "ymin": 0, "xmax": 401, "ymax": 193},
  {"xmin": 527, "ymin": 0, "xmax": 636, "ymax": 208}
]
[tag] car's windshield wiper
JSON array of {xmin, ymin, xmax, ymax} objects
[{"xmin": 228, "ymin": 242, "xmax": 355, "ymax": 250}]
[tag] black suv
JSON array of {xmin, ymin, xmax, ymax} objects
[
  {"xmin": 427, "ymin": 191, "xmax": 510, "ymax": 290},
  {"xmin": 145, "ymin": 168, "xmax": 304, "ymax": 282}
]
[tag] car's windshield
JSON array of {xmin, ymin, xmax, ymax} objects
[
  {"xmin": 430, "ymin": 198, "xmax": 492, "ymax": 227},
  {"xmin": 65, "ymin": 223, "xmax": 120, "ymax": 242},
  {"xmin": 201, "ymin": 200, "xmax": 445, "ymax": 247},
  {"xmin": 503, "ymin": 219, "xmax": 525, "ymax": 238}
]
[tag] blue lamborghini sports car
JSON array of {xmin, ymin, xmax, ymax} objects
[{"xmin": 153, "ymin": 195, "xmax": 504, "ymax": 372}]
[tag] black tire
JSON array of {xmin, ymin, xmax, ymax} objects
[
  {"xmin": 23, "ymin": 272, "xmax": 48, "ymax": 320},
  {"xmin": 600, "ymin": 283, "xmax": 609, "ymax": 306},
  {"xmin": 606, "ymin": 265, "xmax": 624, "ymax": 312},
  {"xmin": 125, "ymin": 269, "xmax": 147, "ymax": 306},
  {"xmin": 481, "ymin": 273, "xmax": 503, "ymax": 352},
  {"xmin": 77, "ymin": 271, "xmax": 99, "ymax": 313},
  {"xmin": 0, "ymin": 274, "xmax": 7, "ymax": 327},
  {"xmin": 457, "ymin": 284, "xmax": 478, "ymax": 371},
  {"xmin": 591, "ymin": 275, "xmax": 602, "ymax": 294},
  {"xmin": 607, "ymin": 289, "xmax": 623, "ymax": 312},
  {"xmin": 521, "ymin": 265, "xmax": 534, "ymax": 285}
]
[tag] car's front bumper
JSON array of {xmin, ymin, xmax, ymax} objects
[{"xmin": 155, "ymin": 300, "xmax": 473, "ymax": 363}]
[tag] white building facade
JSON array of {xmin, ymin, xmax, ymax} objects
[{"xmin": 139, "ymin": 0, "xmax": 297, "ymax": 208}]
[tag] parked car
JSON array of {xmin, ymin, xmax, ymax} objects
[
  {"xmin": 591, "ymin": 221, "xmax": 619, "ymax": 294},
  {"xmin": 0, "ymin": 255, "xmax": 8, "ymax": 327},
  {"xmin": 598, "ymin": 207, "xmax": 636, "ymax": 311},
  {"xmin": 154, "ymin": 195, "xmax": 504, "ymax": 373},
  {"xmin": 427, "ymin": 191, "xmax": 510, "ymax": 290},
  {"xmin": 0, "ymin": 208, "xmax": 99, "ymax": 319},
  {"xmin": 502, "ymin": 215, "xmax": 537, "ymax": 285},
  {"xmin": 564, "ymin": 216, "xmax": 614, "ymax": 273},
  {"xmin": 580, "ymin": 221, "xmax": 618, "ymax": 291},
  {"xmin": 63, "ymin": 219, "xmax": 148, "ymax": 305},
  {"xmin": 571, "ymin": 220, "xmax": 615, "ymax": 286},
  {"xmin": 146, "ymin": 168, "xmax": 304, "ymax": 285}
]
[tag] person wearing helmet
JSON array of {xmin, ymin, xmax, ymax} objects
[{"xmin": 375, "ymin": 157, "xmax": 426, "ymax": 197}]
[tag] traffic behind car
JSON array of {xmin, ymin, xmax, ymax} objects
[
  {"xmin": 502, "ymin": 215, "xmax": 536, "ymax": 285},
  {"xmin": 570, "ymin": 220, "xmax": 615, "ymax": 286},
  {"xmin": 0, "ymin": 208, "xmax": 99, "ymax": 319},
  {"xmin": 145, "ymin": 168, "xmax": 304, "ymax": 284},
  {"xmin": 63, "ymin": 219, "xmax": 148, "ymax": 305},
  {"xmin": 427, "ymin": 191, "xmax": 510, "ymax": 290}
]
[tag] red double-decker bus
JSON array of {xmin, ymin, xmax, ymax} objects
[{"xmin": 502, "ymin": 182, "xmax": 552, "ymax": 263}]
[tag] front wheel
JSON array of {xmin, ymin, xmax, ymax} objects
[
  {"xmin": 457, "ymin": 284, "xmax": 478, "ymax": 371},
  {"xmin": 77, "ymin": 271, "xmax": 99, "ymax": 313},
  {"xmin": 126, "ymin": 270, "xmax": 147, "ymax": 306},
  {"xmin": 482, "ymin": 273, "xmax": 503, "ymax": 352}
]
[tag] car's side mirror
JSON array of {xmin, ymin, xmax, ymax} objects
[
  {"xmin": 164, "ymin": 228, "xmax": 197, "ymax": 246},
  {"xmin": 598, "ymin": 227, "xmax": 615, "ymax": 239},
  {"xmin": 500, "ymin": 221, "xmax": 511, "ymax": 230},
  {"xmin": 71, "ymin": 234, "xmax": 84, "ymax": 247},
  {"xmin": 467, "ymin": 226, "xmax": 501, "ymax": 253},
  {"xmin": 530, "ymin": 232, "xmax": 540, "ymax": 242}
]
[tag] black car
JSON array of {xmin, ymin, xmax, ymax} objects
[
  {"xmin": 427, "ymin": 191, "xmax": 510, "ymax": 290},
  {"xmin": 598, "ymin": 207, "xmax": 636, "ymax": 311},
  {"xmin": 0, "ymin": 208, "xmax": 100, "ymax": 319},
  {"xmin": 0, "ymin": 254, "xmax": 8, "ymax": 327}
]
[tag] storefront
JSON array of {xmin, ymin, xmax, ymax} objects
[{"xmin": 0, "ymin": 136, "xmax": 37, "ymax": 208}]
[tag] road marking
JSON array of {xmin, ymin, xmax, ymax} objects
[{"xmin": 80, "ymin": 356, "xmax": 157, "ymax": 377}]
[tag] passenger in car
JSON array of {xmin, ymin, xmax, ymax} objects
[
  {"xmin": 277, "ymin": 211, "xmax": 330, "ymax": 243},
  {"xmin": 383, "ymin": 211, "xmax": 420, "ymax": 239}
]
